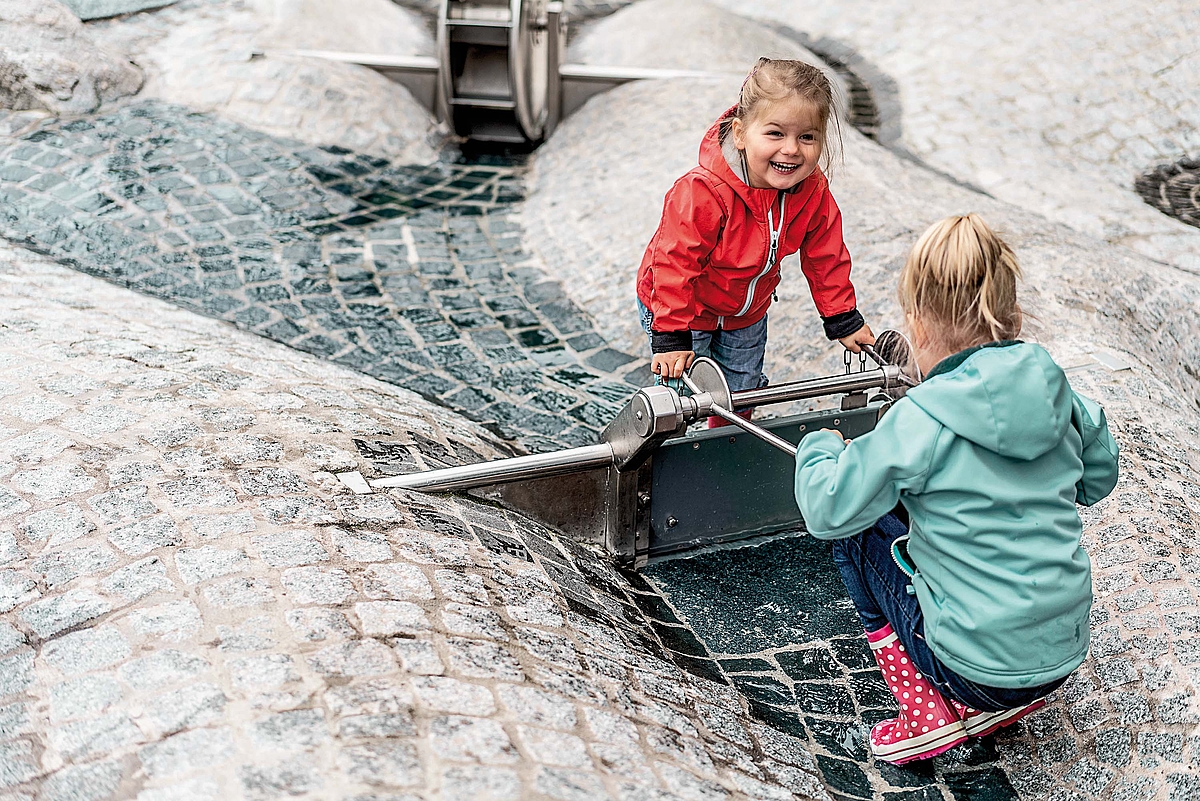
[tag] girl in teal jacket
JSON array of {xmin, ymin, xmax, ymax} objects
[{"xmin": 794, "ymin": 214, "xmax": 1119, "ymax": 765}]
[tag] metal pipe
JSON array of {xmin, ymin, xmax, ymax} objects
[
  {"xmin": 729, "ymin": 366, "xmax": 901, "ymax": 410},
  {"xmin": 370, "ymin": 443, "xmax": 615, "ymax": 492}
]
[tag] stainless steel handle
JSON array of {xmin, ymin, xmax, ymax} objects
[{"xmin": 681, "ymin": 374, "xmax": 799, "ymax": 456}]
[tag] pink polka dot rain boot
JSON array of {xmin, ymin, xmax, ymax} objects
[
  {"xmin": 866, "ymin": 624, "xmax": 966, "ymax": 764},
  {"xmin": 949, "ymin": 698, "xmax": 1047, "ymax": 738}
]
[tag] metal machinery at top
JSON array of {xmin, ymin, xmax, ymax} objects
[
  {"xmin": 339, "ymin": 332, "xmax": 920, "ymax": 568},
  {"xmin": 277, "ymin": 0, "xmax": 734, "ymax": 145},
  {"xmin": 437, "ymin": 0, "xmax": 565, "ymax": 143}
]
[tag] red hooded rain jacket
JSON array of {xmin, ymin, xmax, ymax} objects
[{"xmin": 636, "ymin": 106, "xmax": 858, "ymax": 341}]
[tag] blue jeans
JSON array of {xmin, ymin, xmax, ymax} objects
[
  {"xmin": 832, "ymin": 514, "xmax": 1068, "ymax": 712},
  {"xmin": 637, "ymin": 299, "xmax": 768, "ymax": 392}
]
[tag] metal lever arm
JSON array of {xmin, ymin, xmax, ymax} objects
[{"xmin": 681, "ymin": 374, "xmax": 799, "ymax": 456}]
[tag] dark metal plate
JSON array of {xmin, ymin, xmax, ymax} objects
[{"xmin": 647, "ymin": 404, "xmax": 881, "ymax": 560}]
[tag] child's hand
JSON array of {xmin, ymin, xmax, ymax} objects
[
  {"xmin": 838, "ymin": 324, "xmax": 876, "ymax": 354},
  {"xmin": 651, "ymin": 350, "xmax": 695, "ymax": 380},
  {"xmin": 821, "ymin": 428, "xmax": 851, "ymax": 444}
]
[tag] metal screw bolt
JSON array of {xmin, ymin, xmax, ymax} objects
[
  {"xmin": 635, "ymin": 410, "xmax": 644, "ymax": 420},
  {"xmin": 666, "ymin": 516, "xmax": 678, "ymax": 528},
  {"xmin": 638, "ymin": 492, "xmax": 650, "ymax": 507}
]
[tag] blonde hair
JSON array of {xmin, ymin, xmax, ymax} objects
[
  {"xmin": 727, "ymin": 57, "xmax": 844, "ymax": 174},
  {"xmin": 898, "ymin": 214, "xmax": 1023, "ymax": 352}
]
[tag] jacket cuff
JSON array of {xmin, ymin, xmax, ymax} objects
[
  {"xmin": 822, "ymin": 308, "xmax": 865, "ymax": 340},
  {"xmin": 651, "ymin": 330, "xmax": 693, "ymax": 354}
]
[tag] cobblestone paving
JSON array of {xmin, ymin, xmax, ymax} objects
[
  {"xmin": 3, "ymin": 2, "xmax": 1199, "ymax": 799},
  {"xmin": 0, "ymin": 101, "xmax": 644, "ymax": 454},
  {"xmin": 0, "ymin": 250, "xmax": 824, "ymax": 801}
]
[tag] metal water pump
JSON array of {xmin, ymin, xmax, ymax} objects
[
  {"xmin": 339, "ymin": 332, "xmax": 919, "ymax": 566},
  {"xmin": 277, "ymin": 0, "xmax": 738, "ymax": 145}
]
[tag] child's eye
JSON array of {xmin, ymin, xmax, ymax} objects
[{"xmin": 800, "ymin": 134, "xmax": 816, "ymax": 142}]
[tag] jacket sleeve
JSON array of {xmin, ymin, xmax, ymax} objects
[
  {"xmin": 794, "ymin": 400, "xmax": 942, "ymax": 539},
  {"xmin": 798, "ymin": 181, "xmax": 858, "ymax": 328},
  {"xmin": 645, "ymin": 174, "xmax": 726, "ymax": 335},
  {"xmin": 1071, "ymin": 391, "xmax": 1119, "ymax": 506}
]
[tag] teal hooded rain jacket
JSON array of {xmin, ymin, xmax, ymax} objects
[{"xmin": 794, "ymin": 342, "xmax": 1119, "ymax": 687}]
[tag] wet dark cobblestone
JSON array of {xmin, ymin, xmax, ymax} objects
[
  {"xmin": 0, "ymin": 101, "xmax": 642, "ymax": 453},
  {"xmin": 641, "ymin": 535, "xmax": 1020, "ymax": 801}
]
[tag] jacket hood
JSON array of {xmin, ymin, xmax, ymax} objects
[
  {"xmin": 698, "ymin": 105, "xmax": 824, "ymax": 218},
  {"xmin": 905, "ymin": 342, "xmax": 1073, "ymax": 461}
]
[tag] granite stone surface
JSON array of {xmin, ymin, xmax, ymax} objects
[
  {"xmin": 0, "ymin": 0, "xmax": 143, "ymax": 115},
  {"xmin": 2, "ymin": 0, "xmax": 1199, "ymax": 798},
  {"xmin": 0, "ymin": 246, "xmax": 818, "ymax": 800}
]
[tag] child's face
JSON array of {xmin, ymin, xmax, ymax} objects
[{"xmin": 732, "ymin": 98, "xmax": 824, "ymax": 191}]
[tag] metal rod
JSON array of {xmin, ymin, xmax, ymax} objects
[
  {"xmin": 370, "ymin": 443, "xmax": 615, "ymax": 492},
  {"xmin": 706, "ymin": 404, "xmax": 800, "ymax": 456},
  {"xmin": 729, "ymin": 367, "xmax": 899, "ymax": 410},
  {"xmin": 681, "ymin": 374, "xmax": 799, "ymax": 456}
]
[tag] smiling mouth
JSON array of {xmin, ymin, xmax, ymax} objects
[{"xmin": 769, "ymin": 161, "xmax": 801, "ymax": 174}]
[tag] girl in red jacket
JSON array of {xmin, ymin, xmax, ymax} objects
[{"xmin": 637, "ymin": 58, "xmax": 874, "ymax": 393}]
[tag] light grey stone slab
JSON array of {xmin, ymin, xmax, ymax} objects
[
  {"xmin": 48, "ymin": 710, "xmax": 143, "ymax": 760},
  {"xmin": 144, "ymin": 682, "xmax": 227, "ymax": 736},
  {"xmin": 307, "ymin": 640, "xmax": 397, "ymax": 678},
  {"xmin": 108, "ymin": 514, "xmax": 181, "ymax": 556},
  {"xmin": 248, "ymin": 708, "xmax": 330, "ymax": 750},
  {"xmin": 281, "ymin": 567, "xmax": 352, "ymax": 605},
  {"xmin": 123, "ymin": 599, "xmax": 203, "ymax": 642},
  {"xmin": 0, "ymin": 568, "xmax": 37, "ymax": 613},
  {"xmin": 228, "ymin": 654, "xmax": 299, "ymax": 692},
  {"xmin": 118, "ymin": 649, "xmax": 208, "ymax": 691},
  {"xmin": 252, "ymin": 531, "xmax": 328, "ymax": 567},
  {"xmin": 187, "ymin": 511, "xmax": 256, "ymax": 539},
  {"xmin": 20, "ymin": 588, "xmax": 111, "ymax": 638},
  {"xmin": 238, "ymin": 754, "xmax": 323, "ymax": 797},
  {"xmin": 498, "ymin": 684, "xmax": 578, "ymax": 730},
  {"xmin": 49, "ymin": 674, "xmax": 124, "ymax": 722},
  {"xmin": 444, "ymin": 636, "xmax": 524, "ymax": 681},
  {"xmin": 285, "ymin": 607, "xmax": 356, "ymax": 643},
  {"xmin": 43, "ymin": 626, "xmax": 130, "ymax": 676},
  {"xmin": 201, "ymin": 576, "xmax": 275, "ymax": 609},
  {"xmin": 101, "ymin": 556, "xmax": 175, "ymax": 603},
  {"xmin": 175, "ymin": 546, "xmax": 250, "ymax": 585},
  {"xmin": 355, "ymin": 600, "xmax": 430, "ymax": 637},
  {"xmin": 431, "ymin": 715, "xmax": 519, "ymax": 764},
  {"xmin": 361, "ymin": 563, "xmax": 434, "ymax": 601},
  {"xmin": 21, "ymin": 502, "xmax": 94, "ymax": 545},
  {"xmin": 138, "ymin": 727, "xmax": 235, "ymax": 779},
  {"xmin": 335, "ymin": 741, "xmax": 422, "ymax": 788},
  {"xmin": 411, "ymin": 676, "xmax": 495, "ymax": 716}
]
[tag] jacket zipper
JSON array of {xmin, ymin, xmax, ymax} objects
[{"xmin": 734, "ymin": 191, "xmax": 784, "ymax": 318}]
